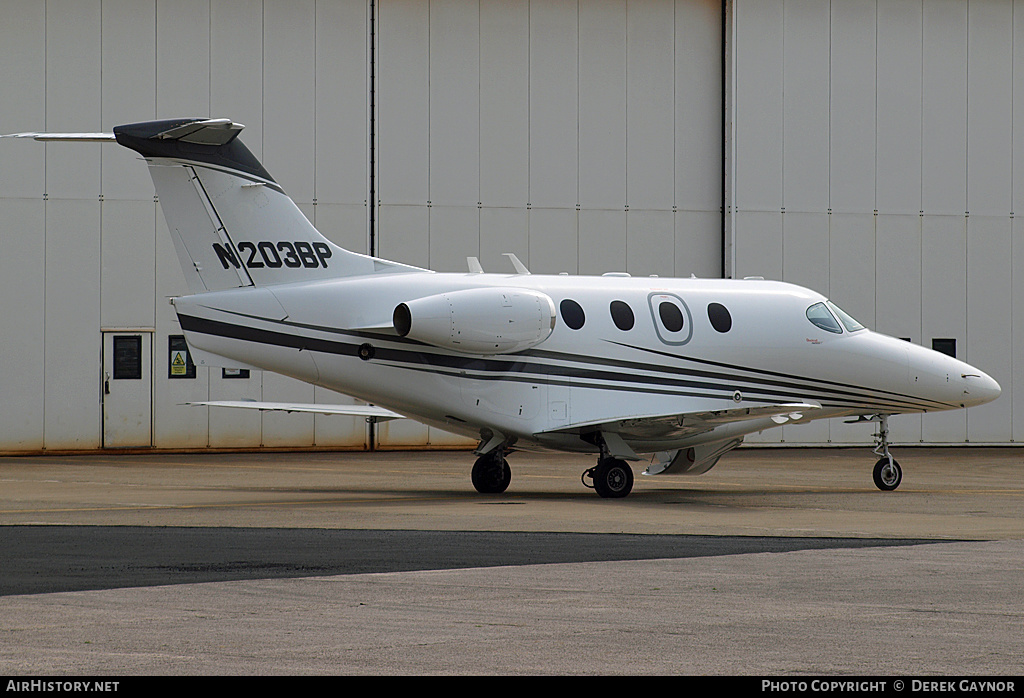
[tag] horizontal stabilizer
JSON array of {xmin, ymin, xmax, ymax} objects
[
  {"xmin": 152, "ymin": 118, "xmax": 244, "ymax": 145},
  {"xmin": 0, "ymin": 132, "xmax": 115, "ymax": 141},
  {"xmin": 187, "ymin": 401, "xmax": 404, "ymax": 422},
  {"xmin": 7, "ymin": 117, "xmax": 426, "ymax": 294}
]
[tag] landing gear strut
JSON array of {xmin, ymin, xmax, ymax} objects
[
  {"xmin": 871, "ymin": 414, "xmax": 902, "ymax": 491},
  {"xmin": 471, "ymin": 450, "xmax": 511, "ymax": 494}
]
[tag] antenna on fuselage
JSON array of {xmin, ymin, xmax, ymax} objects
[{"xmin": 503, "ymin": 253, "xmax": 531, "ymax": 275}]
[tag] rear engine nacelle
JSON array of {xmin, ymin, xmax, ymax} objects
[{"xmin": 393, "ymin": 287, "xmax": 556, "ymax": 355}]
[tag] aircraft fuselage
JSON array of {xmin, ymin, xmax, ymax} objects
[{"xmin": 172, "ymin": 271, "xmax": 999, "ymax": 454}]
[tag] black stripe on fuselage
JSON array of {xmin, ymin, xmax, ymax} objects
[
  {"xmin": 176, "ymin": 312, "xmax": 947, "ymax": 414},
  {"xmin": 202, "ymin": 306, "xmax": 951, "ymax": 411},
  {"xmin": 594, "ymin": 341, "xmax": 957, "ymax": 411}
]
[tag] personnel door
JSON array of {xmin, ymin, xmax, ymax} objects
[{"xmin": 102, "ymin": 331, "xmax": 153, "ymax": 448}]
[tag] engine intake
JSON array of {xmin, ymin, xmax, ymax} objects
[{"xmin": 394, "ymin": 287, "xmax": 556, "ymax": 355}]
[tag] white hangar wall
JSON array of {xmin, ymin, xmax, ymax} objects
[
  {"xmin": 3, "ymin": 0, "xmax": 1019, "ymax": 454},
  {"xmin": 0, "ymin": 0, "xmax": 723, "ymax": 452},
  {"xmin": 0, "ymin": 0, "xmax": 381, "ymax": 452},
  {"xmin": 728, "ymin": 0, "xmax": 1024, "ymax": 446},
  {"xmin": 372, "ymin": 0, "xmax": 724, "ymax": 445},
  {"xmin": 373, "ymin": 0, "xmax": 723, "ymax": 279}
]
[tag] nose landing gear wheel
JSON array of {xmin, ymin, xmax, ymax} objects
[
  {"xmin": 472, "ymin": 453, "xmax": 511, "ymax": 494},
  {"xmin": 861, "ymin": 413, "xmax": 903, "ymax": 491},
  {"xmin": 873, "ymin": 457, "xmax": 902, "ymax": 491},
  {"xmin": 589, "ymin": 458, "xmax": 634, "ymax": 499}
]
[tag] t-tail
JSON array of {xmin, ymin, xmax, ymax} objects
[{"xmin": 110, "ymin": 118, "xmax": 418, "ymax": 293}]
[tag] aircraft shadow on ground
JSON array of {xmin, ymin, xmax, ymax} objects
[{"xmin": 0, "ymin": 525, "xmax": 944, "ymax": 596}]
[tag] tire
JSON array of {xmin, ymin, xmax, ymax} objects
[
  {"xmin": 472, "ymin": 454, "xmax": 511, "ymax": 494},
  {"xmin": 872, "ymin": 457, "xmax": 902, "ymax": 491},
  {"xmin": 593, "ymin": 458, "xmax": 634, "ymax": 499}
]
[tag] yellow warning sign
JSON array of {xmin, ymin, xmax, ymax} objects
[{"xmin": 171, "ymin": 351, "xmax": 187, "ymax": 376}]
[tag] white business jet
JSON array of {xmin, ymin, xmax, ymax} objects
[{"xmin": 4, "ymin": 119, "xmax": 1001, "ymax": 498}]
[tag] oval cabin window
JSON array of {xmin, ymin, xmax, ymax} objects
[
  {"xmin": 610, "ymin": 300, "xmax": 634, "ymax": 331},
  {"xmin": 559, "ymin": 299, "xmax": 586, "ymax": 330},
  {"xmin": 707, "ymin": 303, "xmax": 732, "ymax": 333},
  {"xmin": 659, "ymin": 301, "xmax": 685, "ymax": 333}
]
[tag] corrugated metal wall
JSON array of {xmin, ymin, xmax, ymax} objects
[
  {"xmin": 374, "ymin": 0, "xmax": 724, "ymax": 446},
  {"xmin": 0, "ymin": 0, "xmax": 723, "ymax": 451},
  {"xmin": 6, "ymin": 0, "xmax": 1018, "ymax": 452},
  {"xmin": 0, "ymin": 0, "xmax": 379, "ymax": 451},
  {"xmin": 728, "ymin": 0, "xmax": 1024, "ymax": 445}
]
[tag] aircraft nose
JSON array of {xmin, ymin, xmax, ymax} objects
[
  {"xmin": 906, "ymin": 341, "xmax": 1001, "ymax": 409},
  {"xmin": 961, "ymin": 370, "xmax": 1001, "ymax": 407}
]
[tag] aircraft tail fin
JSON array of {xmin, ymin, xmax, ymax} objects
[{"xmin": 112, "ymin": 118, "xmax": 419, "ymax": 293}]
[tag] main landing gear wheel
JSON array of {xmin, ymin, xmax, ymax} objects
[
  {"xmin": 873, "ymin": 457, "xmax": 902, "ymax": 491},
  {"xmin": 471, "ymin": 453, "xmax": 511, "ymax": 494},
  {"xmin": 586, "ymin": 458, "xmax": 634, "ymax": 499}
]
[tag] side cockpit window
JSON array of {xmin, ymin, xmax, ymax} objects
[
  {"xmin": 806, "ymin": 302, "xmax": 843, "ymax": 333},
  {"xmin": 827, "ymin": 301, "xmax": 865, "ymax": 333},
  {"xmin": 806, "ymin": 301, "xmax": 865, "ymax": 334}
]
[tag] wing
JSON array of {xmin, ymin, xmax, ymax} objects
[
  {"xmin": 609, "ymin": 401, "xmax": 822, "ymax": 438},
  {"xmin": 541, "ymin": 401, "xmax": 821, "ymax": 459},
  {"xmin": 187, "ymin": 401, "xmax": 404, "ymax": 422}
]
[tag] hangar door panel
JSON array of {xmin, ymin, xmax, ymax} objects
[
  {"xmin": 102, "ymin": 332, "xmax": 153, "ymax": 448},
  {"xmin": 376, "ymin": 0, "xmax": 723, "ymax": 278},
  {"xmin": 728, "ymin": 0, "xmax": 1018, "ymax": 444}
]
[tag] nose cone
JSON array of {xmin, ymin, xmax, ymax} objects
[
  {"xmin": 961, "ymin": 370, "xmax": 1001, "ymax": 407},
  {"xmin": 905, "ymin": 340, "xmax": 1001, "ymax": 410}
]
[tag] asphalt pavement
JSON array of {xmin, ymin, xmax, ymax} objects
[{"xmin": 0, "ymin": 447, "xmax": 1021, "ymax": 675}]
